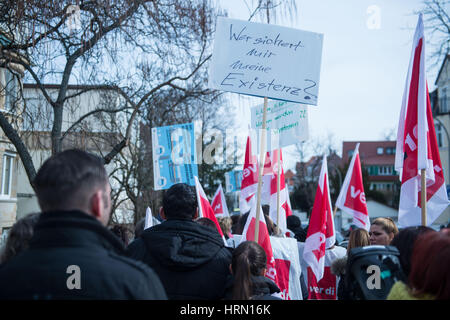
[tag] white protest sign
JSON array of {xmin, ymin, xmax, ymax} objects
[
  {"xmin": 251, "ymin": 100, "xmax": 308, "ymax": 150},
  {"xmin": 209, "ymin": 17, "xmax": 323, "ymax": 105}
]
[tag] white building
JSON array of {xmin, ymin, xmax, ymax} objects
[{"xmin": 17, "ymin": 83, "xmax": 134, "ymax": 224}]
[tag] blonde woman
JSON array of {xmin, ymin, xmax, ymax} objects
[{"xmin": 369, "ymin": 217, "xmax": 399, "ymax": 245}]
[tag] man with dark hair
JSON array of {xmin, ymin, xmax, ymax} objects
[
  {"xmin": 127, "ymin": 183, "xmax": 232, "ymax": 300},
  {"xmin": 0, "ymin": 149, "xmax": 167, "ymax": 300}
]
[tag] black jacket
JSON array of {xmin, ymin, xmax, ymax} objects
[
  {"xmin": 330, "ymin": 256, "xmax": 350, "ymax": 300},
  {"xmin": 0, "ymin": 210, "xmax": 167, "ymax": 300},
  {"xmin": 223, "ymin": 275, "xmax": 282, "ymax": 300},
  {"xmin": 126, "ymin": 219, "xmax": 232, "ymax": 300}
]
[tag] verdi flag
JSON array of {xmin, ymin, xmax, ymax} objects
[
  {"xmin": 303, "ymin": 155, "xmax": 335, "ymax": 290},
  {"xmin": 269, "ymin": 149, "xmax": 291, "ymax": 233},
  {"xmin": 194, "ymin": 176, "xmax": 226, "ymax": 240},
  {"xmin": 240, "ymin": 134, "xmax": 259, "ymax": 214},
  {"xmin": 261, "ymin": 151, "xmax": 273, "ymax": 205},
  {"xmin": 335, "ymin": 143, "xmax": 370, "ymax": 231},
  {"xmin": 395, "ymin": 14, "xmax": 449, "ymax": 227},
  {"xmin": 240, "ymin": 202, "xmax": 278, "ymax": 286},
  {"xmin": 211, "ymin": 184, "xmax": 230, "ymax": 217}
]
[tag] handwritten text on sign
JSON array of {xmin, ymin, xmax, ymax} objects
[
  {"xmin": 209, "ymin": 17, "xmax": 323, "ymax": 105},
  {"xmin": 251, "ymin": 100, "xmax": 309, "ymax": 150}
]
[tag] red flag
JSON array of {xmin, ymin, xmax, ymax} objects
[
  {"xmin": 194, "ymin": 176, "xmax": 225, "ymax": 238},
  {"xmin": 211, "ymin": 184, "xmax": 230, "ymax": 217},
  {"xmin": 240, "ymin": 135, "xmax": 259, "ymax": 213},
  {"xmin": 335, "ymin": 143, "xmax": 370, "ymax": 230},
  {"xmin": 395, "ymin": 14, "xmax": 449, "ymax": 227},
  {"xmin": 261, "ymin": 151, "xmax": 273, "ymax": 205},
  {"xmin": 269, "ymin": 149, "xmax": 291, "ymax": 232},
  {"xmin": 241, "ymin": 203, "xmax": 278, "ymax": 285},
  {"xmin": 303, "ymin": 155, "xmax": 335, "ymax": 286}
]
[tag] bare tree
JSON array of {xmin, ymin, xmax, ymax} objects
[
  {"xmin": 0, "ymin": 0, "xmax": 220, "ymax": 190},
  {"xmin": 420, "ymin": 0, "xmax": 450, "ymax": 68}
]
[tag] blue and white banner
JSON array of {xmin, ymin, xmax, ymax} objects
[
  {"xmin": 225, "ymin": 170, "xmax": 243, "ymax": 193},
  {"xmin": 152, "ymin": 123, "xmax": 198, "ymax": 190}
]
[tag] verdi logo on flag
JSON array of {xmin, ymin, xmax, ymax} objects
[
  {"xmin": 303, "ymin": 155, "xmax": 335, "ymax": 285},
  {"xmin": 335, "ymin": 143, "xmax": 370, "ymax": 230},
  {"xmin": 239, "ymin": 134, "xmax": 259, "ymax": 214},
  {"xmin": 241, "ymin": 204, "xmax": 278, "ymax": 285},
  {"xmin": 395, "ymin": 14, "xmax": 449, "ymax": 227},
  {"xmin": 211, "ymin": 184, "xmax": 230, "ymax": 217}
]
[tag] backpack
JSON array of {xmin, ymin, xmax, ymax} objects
[{"xmin": 345, "ymin": 245, "xmax": 406, "ymax": 300}]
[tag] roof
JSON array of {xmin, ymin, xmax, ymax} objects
[
  {"xmin": 435, "ymin": 54, "xmax": 450, "ymax": 85},
  {"xmin": 342, "ymin": 141, "xmax": 396, "ymax": 165}
]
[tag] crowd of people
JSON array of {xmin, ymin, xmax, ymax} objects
[{"xmin": 0, "ymin": 149, "xmax": 449, "ymax": 300}]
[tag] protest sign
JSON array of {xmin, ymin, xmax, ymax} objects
[
  {"xmin": 225, "ymin": 170, "xmax": 244, "ymax": 193},
  {"xmin": 251, "ymin": 100, "xmax": 308, "ymax": 150},
  {"xmin": 209, "ymin": 17, "xmax": 323, "ymax": 105},
  {"xmin": 152, "ymin": 123, "xmax": 198, "ymax": 190}
]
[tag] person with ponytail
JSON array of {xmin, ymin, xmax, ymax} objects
[{"xmin": 223, "ymin": 241, "xmax": 282, "ymax": 300}]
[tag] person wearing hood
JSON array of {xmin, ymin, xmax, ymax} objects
[
  {"xmin": 330, "ymin": 228, "xmax": 370, "ymax": 300},
  {"xmin": 286, "ymin": 215, "xmax": 307, "ymax": 242},
  {"xmin": 223, "ymin": 241, "xmax": 282, "ymax": 300},
  {"xmin": 0, "ymin": 150, "xmax": 166, "ymax": 300},
  {"xmin": 126, "ymin": 183, "xmax": 232, "ymax": 300}
]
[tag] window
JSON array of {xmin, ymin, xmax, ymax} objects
[
  {"xmin": 1, "ymin": 153, "xmax": 15, "ymax": 196},
  {"xmin": 435, "ymin": 122, "xmax": 443, "ymax": 148},
  {"xmin": 377, "ymin": 147, "xmax": 384, "ymax": 155},
  {"xmin": 4, "ymin": 69, "xmax": 18, "ymax": 110},
  {"xmin": 440, "ymin": 88, "xmax": 448, "ymax": 113},
  {"xmin": 348, "ymin": 150, "xmax": 354, "ymax": 158},
  {"xmin": 385, "ymin": 147, "xmax": 395, "ymax": 155},
  {"xmin": 378, "ymin": 165, "xmax": 393, "ymax": 176}
]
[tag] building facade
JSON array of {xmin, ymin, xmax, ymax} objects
[
  {"xmin": 0, "ymin": 31, "xmax": 24, "ymax": 245},
  {"xmin": 342, "ymin": 141, "xmax": 398, "ymax": 193},
  {"xmin": 17, "ymin": 83, "xmax": 134, "ymax": 225}
]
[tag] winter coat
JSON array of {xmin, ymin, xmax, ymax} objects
[
  {"xmin": 387, "ymin": 281, "xmax": 435, "ymax": 300},
  {"xmin": 0, "ymin": 210, "xmax": 167, "ymax": 300},
  {"xmin": 223, "ymin": 275, "xmax": 283, "ymax": 300},
  {"xmin": 330, "ymin": 256, "xmax": 351, "ymax": 300},
  {"xmin": 126, "ymin": 218, "xmax": 232, "ymax": 300}
]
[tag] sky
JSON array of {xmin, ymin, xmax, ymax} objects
[{"xmin": 217, "ymin": 0, "xmax": 446, "ymax": 171}]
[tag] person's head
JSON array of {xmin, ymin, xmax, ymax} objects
[
  {"xmin": 409, "ymin": 231, "xmax": 450, "ymax": 299},
  {"xmin": 230, "ymin": 214, "xmax": 241, "ymax": 234},
  {"xmin": 160, "ymin": 183, "xmax": 197, "ymax": 220},
  {"xmin": 231, "ymin": 241, "xmax": 267, "ymax": 300},
  {"xmin": 109, "ymin": 224, "xmax": 130, "ymax": 246},
  {"xmin": 195, "ymin": 217, "xmax": 219, "ymax": 233},
  {"xmin": 287, "ymin": 215, "xmax": 301, "ymax": 230},
  {"xmin": 390, "ymin": 226, "xmax": 436, "ymax": 278},
  {"xmin": 33, "ymin": 149, "xmax": 111, "ymax": 226},
  {"xmin": 369, "ymin": 217, "xmax": 398, "ymax": 245},
  {"xmin": 0, "ymin": 213, "xmax": 41, "ymax": 264},
  {"xmin": 233, "ymin": 212, "xmax": 249, "ymax": 235},
  {"xmin": 217, "ymin": 216, "xmax": 232, "ymax": 237},
  {"xmin": 347, "ymin": 228, "xmax": 370, "ymax": 254},
  {"xmin": 134, "ymin": 218, "xmax": 145, "ymax": 240}
]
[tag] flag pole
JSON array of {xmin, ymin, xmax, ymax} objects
[
  {"xmin": 254, "ymin": 96, "xmax": 268, "ymax": 242},
  {"xmin": 421, "ymin": 169, "xmax": 427, "ymax": 226},
  {"xmin": 276, "ymin": 148, "xmax": 281, "ymax": 227}
]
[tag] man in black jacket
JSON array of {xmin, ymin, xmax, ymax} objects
[
  {"xmin": 0, "ymin": 149, "xmax": 167, "ymax": 300},
  {"xmin": 127, "ymin": 183, "xmax": 232, "ymax": 300}
]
